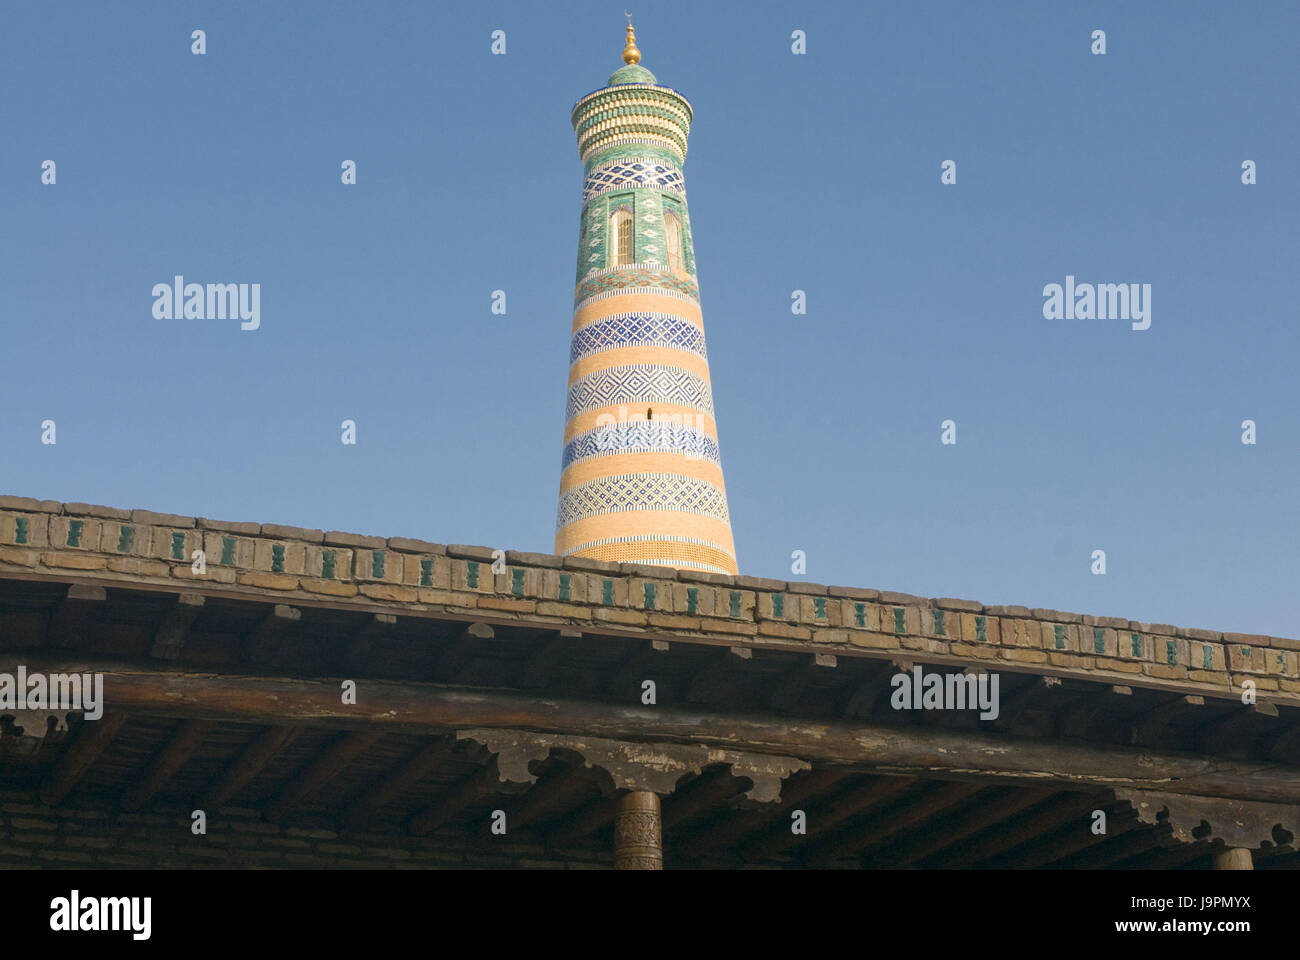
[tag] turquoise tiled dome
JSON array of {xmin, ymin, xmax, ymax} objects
[{"xmin": 608, "ymin": 63, "xmax": 656, "ymax": 85}]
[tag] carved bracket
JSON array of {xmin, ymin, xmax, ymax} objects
[
  {"xmin": 1115, "ymin": 788, "xmax": 1299, "ymax": 850},
  {"xmin": 0, "ymin": 709, "xmax": 73, "ymax": 740},
  {"xmin": 456, "ymin": 728, "xmax": 809, "ymax": 802}
]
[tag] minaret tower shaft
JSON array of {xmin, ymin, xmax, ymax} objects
[{"xmin": 555, "ymin": 23, "xmax": 738, "ymax": 576}]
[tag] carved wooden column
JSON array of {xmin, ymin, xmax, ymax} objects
[
  {"xmin": 613, "ymin": 790, "xmax": 662, "ymax": 870},
  {"xmin": 1212, "ymin": 847, "xmax": 1253, "ymax": 870}
]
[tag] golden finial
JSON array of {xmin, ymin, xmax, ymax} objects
[{"xmin": 622, "ymin": 14, "xmax": 641, "ymax": 64}]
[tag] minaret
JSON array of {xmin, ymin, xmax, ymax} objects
[{"xmin": 555, "ymin": 22, "xmax": 738, "ymax": 576}]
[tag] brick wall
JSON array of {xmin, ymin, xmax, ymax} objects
[{"xmin": 0, "ymin": 789, "xmax": 608, "ymax": 869}]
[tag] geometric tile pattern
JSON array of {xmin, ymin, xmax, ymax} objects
[
  {"xmin": 583, "ymin": 158, "xmax": 685, "ymax": 201},
  {"xmin": 558, "ymin": 54, "xmax": 736, "ymax": 573},
  {"xmin": 561, "ymin": 420, "xmax": 721, "ymax": 469},
  {"xmin": 569, "ymin": 313, "xmax": 706, "ymax": 363},
  {"xmin": 555, "ymin": 473, "xmax": 730, "ymax": 529},
  {"xmin": 566, "ymin": 364, "xmax": 715, "ymax": 419},
  {"xmin": 574, "ymin": 264, "xmax": 699, "ymax": 305}
]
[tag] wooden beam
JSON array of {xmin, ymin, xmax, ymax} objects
[
  {"xmin": 1133, "ymin": 694, "xmax": 1204, "ymax": 743},
  {"xmin": 745, "ymin": 774, "xmax": 915, "ymax": 861},
  {"xmin": 520, "ymin": 636, "xmax": 569, "ymax": 688},
  {"xmin": 768, "ymin": 654, "xmax": 837, "ymax": 713},
  {"xmin": 1055, "ymin": 823, "xmax": 1173, "ymax": 869},
  {"xmin": 149, "ymin": 593, "xmax": 205, "ymax": 660},
  {"xmin": 434, "ymin": 622, "xmax": 494, "ymax": 682},
  {"xmin": 243, "ymin": 604, "xmax": 300, "ymax": 664},
  {"xmin": 39, "ymin": 713, "xmax": 128, "ymax": 805},
  {"xmin": 992, "ymin": 809, "xmax": 1141, "ymax": 868},
  {"xmin": 205, "ymin": 725, "xmax": 298, "ymax": 809},
  {"xmin": 680, "ymin": 768, "xmax": 857, "ymax": 856},
  {"xmin": 661, "ymin": 769, "xmax": 747, "ymax": 831},
  {"xmin": 893, "ymin": 787, "xmax": 1054, "ymax": 866},
  {"xmin": 823, "ymin": 781, "xmax": 985, "ymax": 863},
  {"xmin": 343, "ymin": 737, "xmax": 451, "ymax": 827},
  {"xmin": 946, "ymin": 794, "xmax": 1100, "ymax": 868},
  {"xmin": 264, "ymin": 730, "xmax": 382, "ymax": 821},
  {"xmin": 508, "ymin": 768, "xmax": 594, "ymax": 831},
  {"xmin": 549, "ymin": 797, "xmax": 617, "ymax": 846},
  {"xmin": 1202, "ymin": 701, "xmax": 1278, "ymax": 753},
  {"xmin": 47, "ymin": 583, "xmax": 106, "ymax": 650},
  {"xmin": 992, "ymin": 675, "xmax": 1059, "ymax": 731},
  {"xmin": 408, "ymin": 757, "xmax": 529, "ymax": 836},
  {"xmin": 121, "ymin": 719, "xmax": 214, "ymax": 811},
  {"xmin": 22, "ymin": 657, "xmax": 1300, "ymax": 805},
  {"xmin": 341, "ymin": 613, "xmax": 397, "ymax": 673},
  {"xmin": 841, "ymin": 662, "xmax": 898, "ymax": 720}
]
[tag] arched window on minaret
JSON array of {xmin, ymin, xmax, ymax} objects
[
  {"xmin": 664, "ymin": 210, "xmax": 684, "ymax": 277},
  {"xmin": 611, "ymin": 208, "xmax": 634, "ymax": 266}
]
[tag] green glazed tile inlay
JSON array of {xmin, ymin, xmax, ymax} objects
[
  {"xmin": 322, "ymin": 550, "xmax": 336, "ymax": 579},
  {"xmin": 602, "ymin": 579, "xmax": 614, "ymax": 605},
  {"xmin": 934, "ymin": 609, "xmax": 946, "ymax": 637},
  {"xmin": 66, "ymin": 519, "xmax": 83, "ymax": 547},
  {"xmin": 729, "ymin": 591, "xmax": 741, "ymax": 617},
  {"xmin": 512, "ymin": 569, "xmax": 525, "ymax": 596},
  {"xmin": 814, "ymin": 597, "xmax": 827, "ymax": 619},
  {"xmin": 1131, "ymin": 633, "xmax": 1141, "ymax": 657},
  {"xmin": 975, "ymin": 616, "xmax": 987, "ymax": 642},
  {"xmin": 220, "ymin": 537, "xmax": 236, "ymax": 565},
  {"xmin": 644, "ymin": 582, "xmax": 655, "ymax": 609},
  {"xmin": 172, "ymin": 532, "xmax": 186, "ymax": 561},
  {"xmin": 686, "ymin": 587, "xmax": 698, "ymax": 614},
  {"xmin": 558, "ymin": 573, "xmax": 571, "ymax": 601},
  {"xmin": 1054, "ymin": 625, "xmax": 1066, "ymax": 649},
  {"xmin": 772, "ymin": 594, "xmax": 784, "ymax": 618},
  {"xmin": 1093, "ymin": 627, "xmax": 1105, "ymax": 653},
  {"xmin": 1166, "ymin": 640, "xmax": 1177, "ymax": 665},
  {"xmin": 420, "ymin": 558, "xmax": 433, "ymax": 586},
  {"xmin": 271, "ymin": 544, "xmax": 285, "ymax": 572},
  {"xmin": 1202, "ymin": 645, "xmax": 1213, "ymax": 669},
  {"xmin": 371, "ymin": 551, "xmax": 385, "ymax": 578},
  {"xmin": 854, "ymin": 603, "xmax": 866, "ymax": 627},
  {"xmin": 14, "ymin": 518, "xmax": 28, "ymax": 544},
  {"xmin": 117, "ymin": 526, "xmax": 135, "ymax": 553},
  {"xmin": 467, "ymin": 561, "xmax": 480, "ymax": 589},
  {"xmin": 893, "ymin": 608, "xmax": 905, "ymax": 634}
]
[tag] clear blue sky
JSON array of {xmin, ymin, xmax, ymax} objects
[{"xmin": 3, "ymin": 1, "xmax": 1297, "ymax": 636}]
